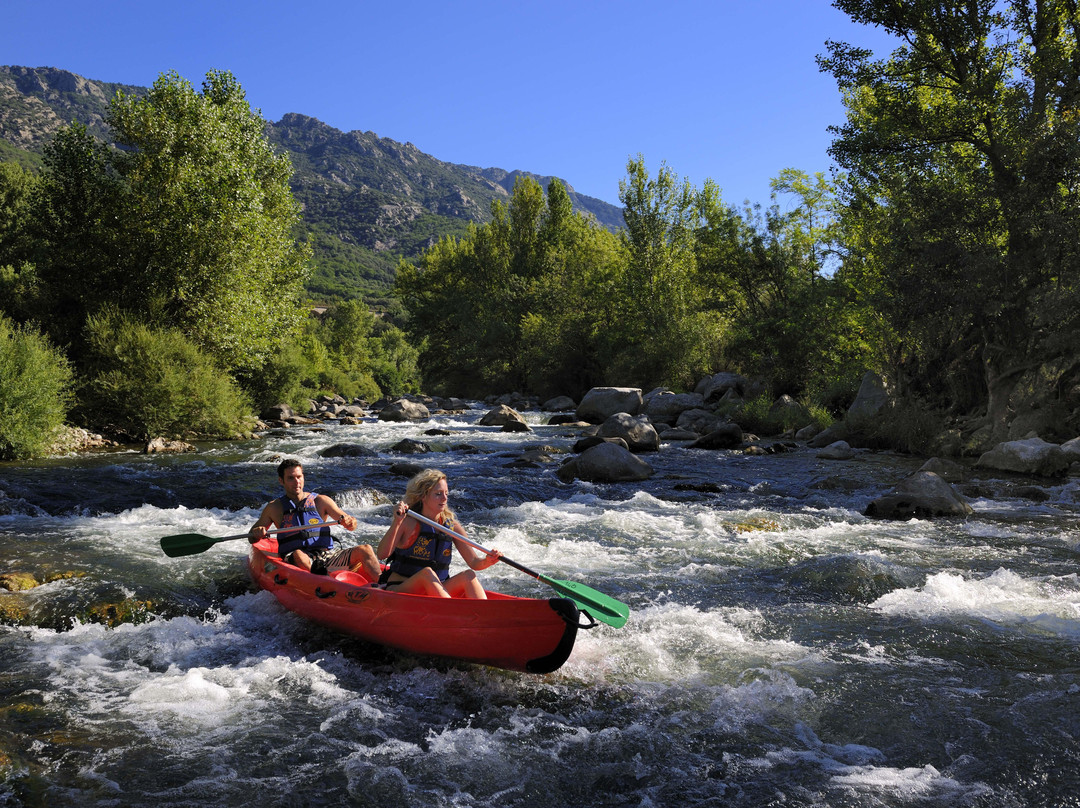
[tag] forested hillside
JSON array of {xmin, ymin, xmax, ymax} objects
[{"xmin": 0, "ymin": 65, "xmax": 623, "ymax": 306}]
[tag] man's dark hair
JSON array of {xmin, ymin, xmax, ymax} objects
[{"xmin": 277, "ymin": 458, "xmax": 303, "ymax": 479}]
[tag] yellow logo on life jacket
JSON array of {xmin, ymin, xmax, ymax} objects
[{"xmin": 308, "ymin": 518, "xmax": 320, "ymax": 525}]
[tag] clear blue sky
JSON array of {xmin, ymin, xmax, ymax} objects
[{"xmin": 4, "ymin": 0, "xmax": 897, "ymax": 207}]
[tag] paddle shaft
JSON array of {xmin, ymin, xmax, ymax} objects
[
  {"xmin": 219, "ymin": 520, "xmax": 340, "ymax": 543},
  {"xmin": 256, "ymin": 519, "xmax": 339, "ymax": 540}
]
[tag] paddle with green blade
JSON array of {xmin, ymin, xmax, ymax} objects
[
  {"xmin": 160, "ymin": 520, "xmax": 339, "ymax": 558},
  {"xmin": 405, "ymin": 509, "xmax": 630, "ymax": 628}
]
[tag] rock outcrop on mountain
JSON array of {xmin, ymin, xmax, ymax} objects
[{"xmin": 0, "ymin": 65, "xmax": 624, "ymax": 300}]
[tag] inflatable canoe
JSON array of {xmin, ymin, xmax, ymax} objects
[{"xmin": 248, "ymin": 541, "xmax": 586, "ymax": 673}]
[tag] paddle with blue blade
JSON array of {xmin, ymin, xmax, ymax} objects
[
  {"xmin": 160, "ymin": 520, "xmax": 339, "ymax": 558},
  {"xmin": 406, "ymin": 510, "xmax": 630, "ymax": 628}
]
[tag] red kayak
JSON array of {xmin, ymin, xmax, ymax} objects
[{"xmin": 248, "ymin": 540, "xmax": 584, "ymax": 673}]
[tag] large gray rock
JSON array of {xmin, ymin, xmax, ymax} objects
[
  {"xmin": 378, "ymin": 398, "xmax": 430, "ymax": 422},
  {"xmin": 320, "ymin": 443, "xmax": 378, "ymax": 458},
  {"xmin": 696, "ymin": 372, "xmax": 749, "ymax": 403},
  {"xmin": 557, "ymin": 442, "xmax": 654, "ymax": 483},
  {"xmin": 542, "ymin": 395, "xmax": 577, "ymax": 412},
  {"xmin": 864, "ymin": 471, "xmax": 973, "ymax": 519},
  {"xmin": 848, "ymin": 371, "xmax": 891, "ymax": 420},
  {"xmin": 808, "ymin": 422, "xmax": 851, "ymax": 448},
  {"xmin": 1061, "ymin": 437, "xmax": 1080, "ymax": 463},
  {"xmin": 918, "ymin": 456, "xmax": 965, "ymax": 483},
  {"xmin": 643, "ymin": 389, "xmax": 706, "ymax": 420},
  {"xmin": 261, "ymin": 402, "xmax": 294, "ymax": 421},
  {"xmin": 599, "ymin": 413, "xmax": 660, "ymax": 453},
  {"xmin": 817, "ymin": 440, "xmax": 854, "ymax": 460},
  {"xmin": 479, "ymin": 404, "xmax": 527, "ymax": 427},
  {"xmin": 976, "ymin": 437, "xmax": 1070, "ymax": 478},
  {"xmin": 676, "ymin": 408, "xmax": 726, "ymax": 435},
  {"xmin": 144, "ymin": 437, "xmax": 196, "ymax": 454},
  {"xmin": 576, "ymin": 387, "xmax": 643, "ymax": 423}
]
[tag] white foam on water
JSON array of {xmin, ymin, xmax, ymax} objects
[
  {"xmin": 829, "ymin": 762, "xmax": 992, "ymax": 802},
  {"xmin": 21, "ymin": 590, "xmax": 378, "ymax": 742},
  {"xmin": 743, "ymin": 724, "xmax": 993, "ymax": 804},
  {"xmin": 563, "ymin": 601, "xmax": 818, "ymax": 687},
  {"xmin": 871, "ymin": 568, "xmax": 1080, "ymax": 639}
]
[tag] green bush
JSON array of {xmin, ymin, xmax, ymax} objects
[
  {"xmin": 79, "ymin": 310, "xmax": 253, "ymax": 440},
  {"xmin": 716, "ymin": 392, "xmax": 833, "ymax": 437},
  {"xmin": 237, "ymin": 342, "xmax": 312, "ymax": 414},
  {"xmin": 0, "ymin": 315, "xmax": 73, "ymax": 460},
  {"xmin": 849, "ymin": 397, "xmax": 945, "ymax": 454}
]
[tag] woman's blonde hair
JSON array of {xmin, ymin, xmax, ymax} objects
[{"xmin": 404, "ymin": 468, "xmax": 455, "ymax": 523}]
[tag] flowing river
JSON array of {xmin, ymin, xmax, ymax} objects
[{"xmin": 1, "ymin": 403, "xmax": 1079, "ymax": 807}]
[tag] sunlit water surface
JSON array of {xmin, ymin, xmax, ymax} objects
[{"xmin": 2, "ymin": 406, "xmax": 1079, "ymax": 807}]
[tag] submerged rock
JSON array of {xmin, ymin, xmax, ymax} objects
[
  {"xmin": 782, "ymin": 553, "xmax": 920, "ymax": 604},
  {"xmin": 817, "ymin": 440, "xmax": 854, "ymax": 460},
  {"xmin": 0, "ymin": 572, "xmax": 38, "ymax": 591},
  {"xmin": 689, "ymin": 423, "xmax": 743, "ymax": 450}
]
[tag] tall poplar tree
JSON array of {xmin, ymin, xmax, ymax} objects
[{"xmin": 107, "ymin": 70, "xmax": 310, "ymax": 375}]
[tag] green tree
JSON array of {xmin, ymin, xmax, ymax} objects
[
  {"xmin": 107, "ymin": 70, "xmax": 310, "ymax": 376},
  {"xmin": 821, "ymin": 0, "xmax": 1080, "ymax": 438},
  {"xmin": 0, "ymin": 162, "xmax": 42, "ymax": 325},
  {"xmin": 617, "ymin": 156, "xmax": 719, "ymax": 389},
  {"xmin": 397, "ymin": 176, "xmax": 619, "ymax": 397},
  {"xmin": 0, "ymin": 314, "xmax": 73, "ymax": 460},
  {"xmin": 769, "ymin": 168, "xmax": 839, "ymax": 284},
  {"xmin": 33, "ymin": 123, "xmax": 127, "ymax": 350},
  {"xmin": 0, "ymin": 162, "xmax": 37, "ymax": 269}
]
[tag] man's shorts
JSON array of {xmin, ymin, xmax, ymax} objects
[{"xmin": 286, "ymin": 546, "xmax": 355, "ymax": 575}]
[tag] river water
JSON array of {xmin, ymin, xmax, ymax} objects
[{"xmin": 1, "ymin": 404, "xmax": 1079, "ymax": 807}]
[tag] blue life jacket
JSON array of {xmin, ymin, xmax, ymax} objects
[
  {"xmin": 275, "ymin": 493, "xmax": 333, "ymax": 557},
  {"xmin": 385, "ymin": 516, "xmax": 454, "ymax": 581}
]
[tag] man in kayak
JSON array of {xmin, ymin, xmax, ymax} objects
[
  {"xmin": 376, "ymin": 468, "xmax": 501, "ymax": 598},
  {"xmin": 248, "ymin": 459, "xmax": 381, "ymax": 579}
]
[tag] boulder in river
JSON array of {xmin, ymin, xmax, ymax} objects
[
  {"xmin": 599, "ymin": 413, "xmax": 660, "ymax": 453},
  {"xmin": 320, "ymin": 443, "xmax": 378, "ymax": 458},
  {"xmin": 144, "ymin": 438, "xmax": 196, "ymax": 454},
  {"xmin": 479, "ymin": 404, "xmax": 527, "ymax": 428},
  {"xmin": 918, "ymin": 456, "xmax": 966, "ymax": 483},
  {"xmin": 542, "ymin": 395, "xmax": 576, "ymax": 412},
  {"xmin": 816, "ymin": 440, "xmax": 854, "ymax": 460},
  {"xmin": 642, "ymin": 389, "xmax": 706, "ymax": 421},
  {"xmin": 976, "ymin": 437, "xmax": 1070, "ymax": 478},
  {"xmin": 576, "ymin": 387, "xmax": 643, "ymax": 423},
  {"xmin": 556, "ymin": 442, "xmax": 654, "ymax": 483},
  {"xmin": 379, "ymin": 398, "xmax": 430, "ymax": 422},
  {"xmin": 864, "ymin": 471, "xmax": 973, "ymax": 519}
]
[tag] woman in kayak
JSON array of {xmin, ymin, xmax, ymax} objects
[{"xmin": 377, "ymin": 469, "xmax": 501, "ymax": 598}]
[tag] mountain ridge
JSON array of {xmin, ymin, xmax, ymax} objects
[{"xmin": 0, "ymin": 65, "xmax": 624, "ymax": 303}]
